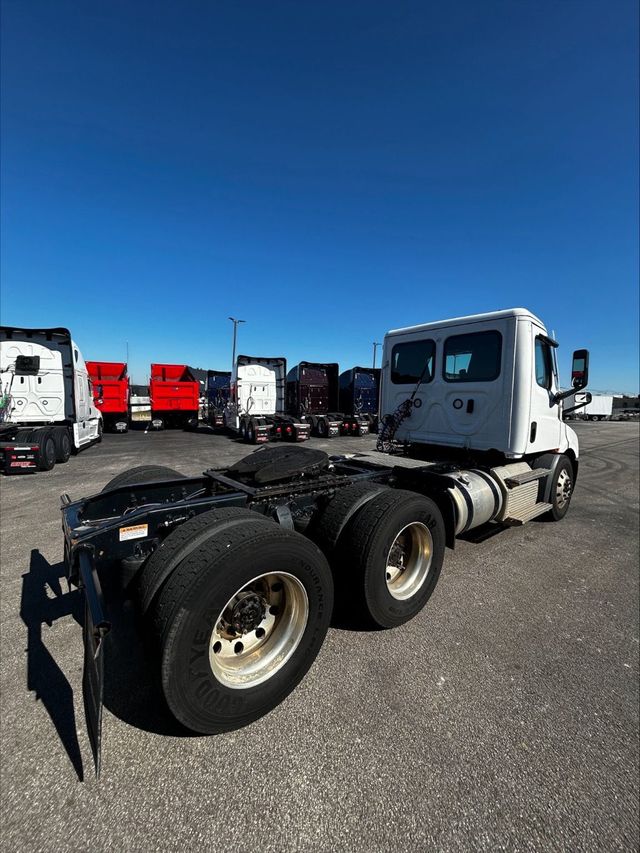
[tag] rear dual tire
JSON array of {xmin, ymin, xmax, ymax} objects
[
  {"xmin": 148, "ymin": 513, "xmax": 333, "ymax": 733},
  {"xmin": 53, "ymin": 429, "xmax": 72, "ymax": 463},
  {"xmin": 15, "ymin": 427, "xmax": 58, "ymax": 471},
  {"xmin": 38, "ymin": 430, "xmax": 56, "ymax": 471},
  {"xmin": 314, "ymin": 486, "xmax": 446, "ymax": 629}
]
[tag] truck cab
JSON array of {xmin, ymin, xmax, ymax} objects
[
  {"xmin": 0, "ymin": 326, "xmax": 102, "ymax": 472},
  {"xmin": 226, "ymin": 356, "xmax": 310, "ymax": 443},
  {"xmin": 339, "ymin": 366, "xmax": 380, "ymax": 430},
  {"xmin": 206, "ymin": 370, "xmax": 231, "ymax": 428},
  {"xmin": 379, "ymin": 308, "xmax": 586, "ymax": 462}
]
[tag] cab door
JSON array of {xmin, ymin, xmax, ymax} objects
[{"xmin": 527, "ymin": 331, "xmax": 561, "ymax": 452}]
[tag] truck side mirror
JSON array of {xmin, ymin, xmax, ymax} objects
[{"xmin": 571, "ymin": 349, "xmax": 589, "ymax": 390}]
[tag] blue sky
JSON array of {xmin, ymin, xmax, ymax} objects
[{"xmin": 1, "ymin": 1, "xmax": 638, "ymax": 390}]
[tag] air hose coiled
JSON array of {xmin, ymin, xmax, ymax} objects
[{"xmin": 376, "ymin": 398, "xmax": 415, "ymax": 453}]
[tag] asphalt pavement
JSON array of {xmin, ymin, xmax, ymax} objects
[{"xmin": 1, "ymin": 421, "xmax": 638, "ymax": 851}]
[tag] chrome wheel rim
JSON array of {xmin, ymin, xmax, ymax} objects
[
  {"xmin": 556, "ymin": 468, "xmax": 573, "ymax": 508},
  {"xmin": 385, "ymin": 522, "xmax": 433, "ymax": 600},
  {"xmin": 209, "ymin": 572, "xmax": 309, "ymax": 689}
]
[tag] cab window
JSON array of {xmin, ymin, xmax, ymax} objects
[
  {"xmin": 391, "ymin": 339, "xmax": 435, "ymax": 385},
  {"xmin": 443, "ymin": 331, "xmax": 502, "ymax": 382},
  {"xmin": 535, "ymin": 336, "xmax": 552, "ymax": 390}
]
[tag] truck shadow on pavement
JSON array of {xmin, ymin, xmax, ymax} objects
[
  {"xmin": 21, "ymin": 552, "xmax": 192, "ymax": 784},
  {"xmin": 21, "ymin": 550, "xmax": 85, "ymax": 781},
  {"xmin": 100, "ymin": 593, "xmax": 195, "ymax": 739}
]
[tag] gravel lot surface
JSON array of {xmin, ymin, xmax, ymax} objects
[{"xmin": 1, "ymin": 421, "xmax": 638, "ymax": 851}]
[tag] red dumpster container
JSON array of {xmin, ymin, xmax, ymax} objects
[
  {"xmin": 149, "ymin": 363, "xmax": 199, "ymax": 429},
  {"xmin": 86, "ymin": 361, "xmax": 130, "ymax": 433}
]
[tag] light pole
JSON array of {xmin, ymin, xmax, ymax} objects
[
  {"xmin": 372, "ymin": 342, "xmax": 382, "ymax": 369},
  {"xmin": 229, "ymin": 317, "xmax": 246, "ymax": 369}
]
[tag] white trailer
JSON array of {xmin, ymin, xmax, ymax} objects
[
  {"xmin": 582, "ymin": 394, "xmax": 613, "ymax": 421},
  {"xmin": 0, "ymin": 326, "xmax": 102, "ymax": 474},
  {"xmin": 562, "ymin": 392, "xmax": 612, "ymax": 421}
]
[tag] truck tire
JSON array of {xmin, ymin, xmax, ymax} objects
[
  {"xmin": 239, "ymin": 420, "xmax": 247, "ymax": 441},
  {"xmin": 247, "ymin": 421, "xmax": 257, "ymax": 444},
  {"xmin": 316, "ymin": 418, "xmax": 328, "ymax": 438},
  {"xmin": 310, "ymin": 481, "xmax": 387, "ymax": 552},
  {"xmin": 138, "ymin": 507, "xmax": 274, "ymax": 613},
  {"xmin": 152, "ymin": 520, "xmax": 334, "ymax": 733},
  {"xmin": 101, "ymin": 464, "xmax": 186, "ymax": 493},
  {"xmin": 337, "ymin": 489, "xmax": 445, "ymax": 629},
  {"xmin": 53, "ymin": 428, "xmax": 72, "ymax": 463},
  {"xmin": 37, "ymin": 430, "xmax": 56, "ymax": 471},
  {"xmin": 543, "ymin": 455, "xmax": 574, "ymax": 522}
]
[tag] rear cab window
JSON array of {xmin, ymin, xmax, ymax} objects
[
  {"xmin": 443, "ymin": 330, "xmax": 502, "ymax": 382},
  {"xmin": 391, "ymin": 339, "xmax": 435, "ymax": 384}
]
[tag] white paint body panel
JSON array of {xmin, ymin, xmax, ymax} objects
[{"xmin": 380, "ymin": 308, "xmax": 579, "ymax": 459}]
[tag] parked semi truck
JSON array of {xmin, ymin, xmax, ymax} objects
[
  {"xmin": 286, "ymin": 362, "xmax": 371, "ymax": 437},
  {"xmin": 225, "ymin": 355, "xmax": 310, "ymax": 442},
  {"xmin": 149, "ymin": 363, "xmax": 199, "ymax": 429},
  {"xmin": 339, "ymin": 365, "xmax": 380, "ymax": 433},
  {"xmin": 86, "ymin": 361, "xmax": 129, "ymax": 433},
  {"xmin": 0, "ymin": 326, "xmax": 102, "ymax": 474},
  {"xmin": 206, "ymin": 370, "xmax": 231, "ymax": 428},
  {"xmin": 59, "ymin": 307, "xmax": 589, "ymax": 774}
]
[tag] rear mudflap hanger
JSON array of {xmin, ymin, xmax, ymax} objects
[{"xmin": 76, "ymin": 548, "xmax": 111, "ymax": 778}]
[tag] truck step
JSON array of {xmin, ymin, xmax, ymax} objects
[
  {"xmin": 505, "ymin": 468, "xmax": 550, "ymax": 487},
  {"xmin": 504, "ymin": 502, "xmax": 552, "ymax": 525}
]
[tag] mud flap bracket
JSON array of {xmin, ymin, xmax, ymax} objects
[{"xmin": 77, "ymin": 548, "xmax": 111, "ymax": 778}]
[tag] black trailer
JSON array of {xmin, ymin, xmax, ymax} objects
[
  {"xmin": 339, "ymin": 366, "xmax": 381, "ymax": 433},
  {"xmin": 286, "ymin": 362, "xmax": 371, "ymax": 437},
  {"xmin": 205, "ymin": 370, "xmax": 231, "ymax": 428}
]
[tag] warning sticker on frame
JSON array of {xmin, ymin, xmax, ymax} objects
[{"xmin": 119, "ymin": 523, "xmax": 148, "ymax": 542}]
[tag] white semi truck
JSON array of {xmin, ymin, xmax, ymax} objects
[
  {"xmin": 224, "ymin": 355, "xmax": 310, "ymax": 442},
  {"xmin": 0, "ymin": 326, "xmax": 102, "ymax": 474},
  {"xmin": 60, "ymin": 307, "xmax": 588, "ymax": 773}
]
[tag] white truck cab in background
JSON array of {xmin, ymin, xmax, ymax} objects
[
  {"xmin": 378, "ymin": 308, "xmax": 589, "ymax": 529},
  {"xmin": 0, "ymin": 326, "xmax": 102, "ymax": 473},
  {"xmin": 224, "ymin": 355, "xmax": 310, "ymax": 443}
]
